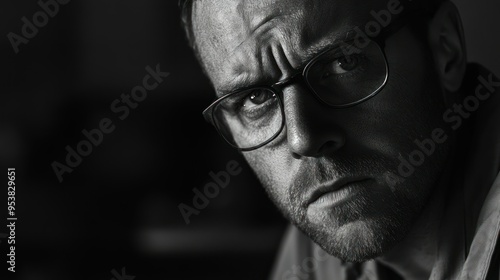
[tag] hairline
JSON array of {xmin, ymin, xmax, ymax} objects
[{"xmin": 180, "ymin": 0, "xmax": 447, "ymax": 85}]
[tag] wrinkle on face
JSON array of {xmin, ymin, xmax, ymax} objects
[
  {"xmin": 224, "ymin": 24, "xmax": 296, "ymax": 90},
  {"xmin": 192, "ymin": 0, "xmax": 452, "ymax": 263},
  {"xmin": 192, "ymin": 0, "xmax": 349, "ymax": 94}
]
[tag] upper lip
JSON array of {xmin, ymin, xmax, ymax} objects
[{"xmin": 306, "ymin": 177, "xmax": 371, "ymax": 207}]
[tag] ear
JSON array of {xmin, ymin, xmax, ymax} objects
[{"xmin": 427, "ymin": 1, "xmax": 467, "ymax": 93}]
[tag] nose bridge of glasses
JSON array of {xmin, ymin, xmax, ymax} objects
[
  {"xmin": 271, "ymin": 69, "xmax": 322, "ymax": 106},
  {"xmin": 271, "ymin": 66, "xmax": 335, "ymax": 110},
  {"xmin": 272, "ymin": 70, "xmax": 305, "ymax": 90}
]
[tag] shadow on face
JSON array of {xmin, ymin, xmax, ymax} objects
[{"xmin": 192, "ymin": 0, "xmax": 460, "ymax": 262}]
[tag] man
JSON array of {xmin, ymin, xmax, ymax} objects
[{"xmin": 180, "ymin": 0, "xmax": 500, "ymax": 278}]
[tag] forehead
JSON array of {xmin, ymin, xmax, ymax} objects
[{"xmin": 192, "ymin": 0, "xmax": 383, "ymax": 93}]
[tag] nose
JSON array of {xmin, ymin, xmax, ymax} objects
[{"xmin": 282, "ymin": 84, "xmax": 346, "ymax": 158}]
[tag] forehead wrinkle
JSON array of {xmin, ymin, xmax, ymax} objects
[
  {"xmin": 218, "ymin": 33, "xmax": 280, "ymax": 94},
  {"xmin": 210, "ymin": 0, "xmax": 307, "ymax": 72},
  {"xmin": 219, "ymin": 26, "xmax": 353, "ymax": 95},
  {"xmin": 237, "ymin": 0, "xmax": 302, "ymax": 34},
  {"xmin": 227, "ymin": 20, "xmax": 288, "ymax": 68},
  {"xmin": 226, "ymin": 1, "xmax": 348, "ymax": 71},
  {"xmin": 193, "ymin": 0, "xmax": 358, "ymax": 93}
]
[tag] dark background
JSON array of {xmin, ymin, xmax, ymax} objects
[{"xmin": 0, "ymin": 0, "xmax": 498, "ymax": 279}]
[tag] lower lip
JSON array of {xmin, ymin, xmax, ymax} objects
[{"xmin": 308, "ymin": 181, "xmax": 368, "ymax": 209}]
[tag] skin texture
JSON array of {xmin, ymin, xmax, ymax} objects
[{"xmin": 191, "ymin": 0, "xmax": 466, "ymax": 277}]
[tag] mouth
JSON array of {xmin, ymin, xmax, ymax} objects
[{"xmin": 306, "ymin": 178, "xmax": 372, "ymax": 208}]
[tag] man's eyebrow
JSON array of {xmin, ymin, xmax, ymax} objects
[
  {"xmin": 217, "ymin": 74, "xmax": 255, "ymax": 96},
  {"xmin": 300, "ymin": 31, "xmax": 355, "ymax": 66},
  {"xmin": 216, "ymin": 30, "xmax": 356, "ymax": 95}
]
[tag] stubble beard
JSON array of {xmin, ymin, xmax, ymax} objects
[{"xmin": 258, "ymin": 155, "xmax": 441, "ymax": 263}]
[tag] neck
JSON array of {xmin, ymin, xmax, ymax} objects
[{"xmin": 377, "ymin": 164, "xmax": 453, "ymax": 280}]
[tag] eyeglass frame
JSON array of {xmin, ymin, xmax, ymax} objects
[{"xmin": 202, "ymin": 9, "xmax": 425, "ymax": 151}]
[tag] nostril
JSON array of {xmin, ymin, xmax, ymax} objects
[
  {"xmin": 317, "ymin": 139, "xmax": 345, "ymax": 155},
  {"xmin": 289, "ymin": 134, "xmax": 345, "ymax": 159},
  {"xmin": 291, "ymin": 151, "xmax": 302, "ymax": 159},
  {"xmin": 290, "ymin": 139, "xmax": 345, "ymax": 159}
]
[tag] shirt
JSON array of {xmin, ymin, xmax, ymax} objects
[{"xmin": 270, "ymin": 64, "xmax": 500, "ymax": 280}]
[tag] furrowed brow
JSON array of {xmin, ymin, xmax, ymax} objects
[
  {"xmin": 217, "ymin": 73, "xmax": 255, "ymax": 96},
  {"xmin": 300, "ymin": 31, "xmax": 355, "ymax": 67},
  {"xmin": 217, "ymin": 30, "xmax": 355, "ymax": 96}
]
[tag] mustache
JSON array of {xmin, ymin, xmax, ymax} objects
[{"xmin": 288, "ymin": 153, "xmax": 394, "ymax": 209}]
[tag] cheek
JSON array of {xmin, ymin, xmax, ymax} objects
[
  {"xmin": 339, "ymin": 32, "xmax": 446, "ymax": 160},
  {"xmin": 242, "ymin": 148, "xmax": 294, "ymax": 199}
]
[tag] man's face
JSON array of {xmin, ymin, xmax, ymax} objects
[{"xmin": 192, "ymin": 0, "xmax": 451, "ymax": 262}]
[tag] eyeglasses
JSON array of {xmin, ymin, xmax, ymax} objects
[{"xmin": 202, "ymin": 12, "xmax": 418, "ymax": 151}]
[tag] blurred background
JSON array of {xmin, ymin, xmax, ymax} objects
[{"xmin": 0, "ymin": 0, "xmax": 498, "ymax": 279}]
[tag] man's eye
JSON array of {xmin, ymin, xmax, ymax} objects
[
  {"xmin": 242, "ymin": 90, "xmax": 276, "ymax": 108},
  {"xmin": 322, "ymin": 54, "xmax": 362, "ymax": 78}
]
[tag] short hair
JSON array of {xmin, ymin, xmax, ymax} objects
[
  {"xmin": 179, "ymin": 0, "xmax": 447, "ymax": 62},
  {"xmin": 179, "ymin": 0, "xmax": 196, "ymax": 49},
  {"xmin": 179, "ymin": 0, "xmax": 200, "ymax": 63}
]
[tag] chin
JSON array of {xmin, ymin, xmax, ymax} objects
[
  {"xmin": 307, "ymin": 218, "xmax": 406, "ymax": 263},
  {"xmin": 294, "ymin": 193, "xmax": 418, "ymax": 263}
]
